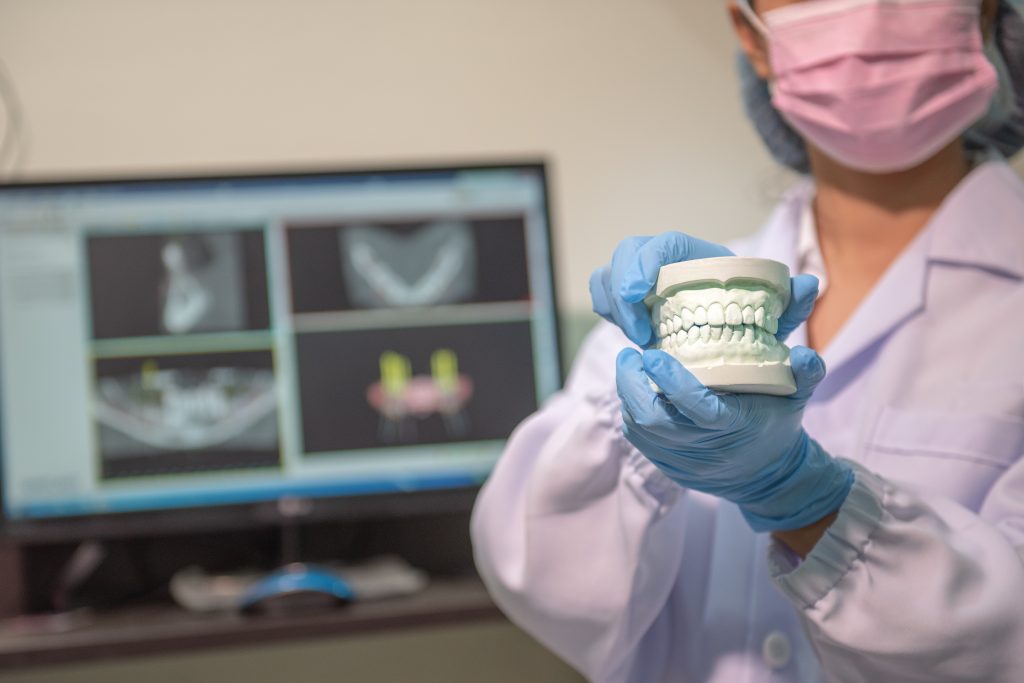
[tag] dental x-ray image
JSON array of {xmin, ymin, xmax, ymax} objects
[
  {"xmin": 94, "ymin": 350, "xmax": 281, "ymax": 479},
  {"xmin": 340, "ymin": 222, "xmax": 477, "ymax": 308},
  {"xmin": 159, "ymin": 235, "xmax": 244, "ymax": 334},
  {"xmin": 286, "ymin": 216, "xmax": 531, "ymax": 314},
  {"xmin": 294, "ymin": 322, "xmax": 537, "ymax": 453},
  {"xmin": 86, "ymin": 229, "xmax": 270, "ymax": 340}
]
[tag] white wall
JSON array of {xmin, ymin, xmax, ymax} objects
[{"xmin": 0, "ymin": 0, "xmax": 789, "ymax": 312}]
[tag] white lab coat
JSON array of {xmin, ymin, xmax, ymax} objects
[{"xmin": 471, "ymin": 158, "xmax": 1024, "ymax": 682}]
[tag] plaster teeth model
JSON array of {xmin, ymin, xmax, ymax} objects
[{"xmin": 645, "ymin": 256, "xmax": 797, "ymax": 396}]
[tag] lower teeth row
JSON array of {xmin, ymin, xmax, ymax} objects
[{"xmin": 660, "ymin": 323, "xmax": 775, "ymax": 346}]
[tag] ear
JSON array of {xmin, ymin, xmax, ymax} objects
[{"xmin": 728, "ymin": 2, "xmax": 772, "ymax": 80}]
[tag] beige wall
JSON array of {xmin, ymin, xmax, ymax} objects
[
  {"xmin": 0, "ymin": 0, "xmax": 791, "ymax": 313},
  {"xmin": 1, "ymin": 1, "xmax": 1020, "ymax": 311}
]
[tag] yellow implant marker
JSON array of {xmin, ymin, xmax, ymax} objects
[
  {"xmin": 430, "ymin": 348, "xmax": 459, "ymax": 395},
  {"xmin": 379, "ymin": 351, "xmax": 411, "ymax": 397}
]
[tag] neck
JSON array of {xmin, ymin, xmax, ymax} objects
[{"xmin": 808, "ymin": 141, "xmax": 971, "ymax": 277}]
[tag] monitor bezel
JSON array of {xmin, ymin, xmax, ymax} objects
[{"xmin": 0, "ymin": 160, "xmax": 562, "ymax": 544}]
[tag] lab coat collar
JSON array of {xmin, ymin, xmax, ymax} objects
[
  {"xmin": 817, "ymin": 224, "xmax": 930, "ymax": 375},
  {"xmin": 924, "ymin": 158, "xmax": 1024, "ymax": 279},
  {"xmin": 774, "ymin": 156, "xmax": 1024, "ymax": 375}
]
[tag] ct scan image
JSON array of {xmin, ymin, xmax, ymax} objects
[
  {"xmin": 294, "ymin": 321, "xmax": 538, "ymax": 453},
  {"xmin": 286, "ymin": 216, "xmax": 531, "ymax": 314},
  {"xmin": 93, "ymin": 350, "xmax": 281, "ymax": 479},
  {"xmin": 86, "ymin": 229, "xmax": 270, "ymax": 340},
  {"xmin": 339, "ymin": 221, "xmax": 477, "ymax": 308}
]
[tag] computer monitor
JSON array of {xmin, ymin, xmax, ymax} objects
[{"xmin": 0, "ymin": 163, "xmax": 561, "ymax": 540}]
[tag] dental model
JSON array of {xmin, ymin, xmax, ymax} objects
[{"xmin": 646, "ymin": 257, "xmax": 796, "ymax": 396}]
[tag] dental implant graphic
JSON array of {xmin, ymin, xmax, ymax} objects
[{"xmin": 645, "ymin": 257, "xmax": 796, "ymax": 395}]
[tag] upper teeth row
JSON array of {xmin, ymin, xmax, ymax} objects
[{"xmin": 658, "ymin": 303, "xmax": 778, "ymax": 337}]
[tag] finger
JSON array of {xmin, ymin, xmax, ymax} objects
[
  {"xmin": 642, "ymin": 349, "xmax": 733, "ymax": 429},
  {"xmin": 610, "ymin": 237, "xmax": 655, "ymax": 346},
  {"xmin": 591, "ymin": 266, "xmax": 649, "ymax": 341},
  {"xmin": 614, "ymin": 351, "xmax": 703, "ymax": 440},
  {"xmin": 615, "ymin": 348, "xmax": 663, "ymax": 424},
  {"xmin": 619, "ymin": 232, "xmax": 734, "ymax": 304},
  {"xmin": 589, "ymin": 266, "xmax": 614, "ymax": 322},
  {"xmin": 788, "ymin": 345, "xmax": 827, "ymax": 404},
  {"xmin": 612, "ymin": 297, "xmax": 654, "ymax": 347},
  {"xmin": 777, "ymin": 274, "xmax": 819, "ymax": 341}
]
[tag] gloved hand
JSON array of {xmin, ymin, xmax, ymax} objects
[
  {"xmin": 615, "ymin": 345, "xmax": 854, "ymax": 532},
  {"xmin": 589, "ymin": 231, "xmax": 819, "ymax": 347}
]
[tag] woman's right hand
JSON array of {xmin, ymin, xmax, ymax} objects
[
  {"xmin": 588, "ymin": 231, "xmax": 820, "ymax": 348},
  {"xmin": 588, "ymin": 232, "xmax": 734, "ymax": 347}
]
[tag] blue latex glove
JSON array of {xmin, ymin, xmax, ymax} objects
[
  {"xmin": 615, "ymin": 346, "xmax": 854, "ymax": 532},
  {"xmin": 589, "ymin": 231, "xmax": 819, "ymax": 347}
]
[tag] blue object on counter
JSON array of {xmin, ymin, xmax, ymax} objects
[{"xmin": 239, "ymin": 563, "xmax": 354, "ymax": 613}]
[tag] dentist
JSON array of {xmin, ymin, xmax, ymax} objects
[{"xmin": 471, "ymin": 1, "xmax": 1024, "ymax": 681}]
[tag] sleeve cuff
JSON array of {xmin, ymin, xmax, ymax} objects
[
  {"xmin": 767, "ymin": 460, "xmax": 886, "ymax": 608},
  {"xmin": 590, "ymin": 389, "xmax": 683, "ymax": 509}
]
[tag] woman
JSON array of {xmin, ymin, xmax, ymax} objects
[{"xmin": 471, "ymin": 1, "xmax": 1024, "ymax": 681}]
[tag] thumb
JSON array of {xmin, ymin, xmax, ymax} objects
[
  {"xmin": 788, "ymin": 346, "xmax": 826, "ymax": 405},
  {"xmin": 776, "ymin": 274, "xmax": 819, "ymax": 341},
  {"xmin": 619, "ymin": 232, "xmax": 733, "ymax": 303},
  {"xmin": 642, "ymin": 349, "xmax": 732, "ymax": 428}
]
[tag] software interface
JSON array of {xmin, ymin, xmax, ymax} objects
[{"xmin": 0, "ymin": 167, "xmax": 560, "ymax": 520}]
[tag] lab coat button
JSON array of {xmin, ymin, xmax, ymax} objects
[{"xmin": 762, "ymin": 630, "xmax": 791, "ymax": 670}]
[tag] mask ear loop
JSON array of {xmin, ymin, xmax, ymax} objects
[
  {"xmin": 738, "ymin": 0, "xmax": 770, "ymax": 36},
  {"xmin": 737, "ymin": 0, "xmax": 774, "ymax": 96}
]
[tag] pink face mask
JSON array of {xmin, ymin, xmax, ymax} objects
[{"xmin": 739, "ymin": 0, "xmax": 998, "ymax": 174}]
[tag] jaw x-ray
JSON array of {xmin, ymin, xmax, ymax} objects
[
  {"xmin": 338, "ymin": 221, "xmax": 477, "ymax": 309},
  {"xmin": 159, "ymin": 234, "xmax": 247, "ymax": 334},
  {"xmin": 96, "ymin": 366, "xmax": 276, "ymax": 452},
  {"xmin": 93, "ymin": 352, "xmax": 281, "ymax": 478}
]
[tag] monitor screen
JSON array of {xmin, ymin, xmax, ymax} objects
[{"xmin": 0, "ymin": 164, "xmax": 560, "ymax": 530}]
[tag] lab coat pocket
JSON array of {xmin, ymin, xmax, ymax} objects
[{"xmin": 865, "ymin": 408, "xmax": 1024, "ymax": 510}]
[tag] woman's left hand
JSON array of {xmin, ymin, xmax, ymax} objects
[{"xmin": 616, "ymin": 345, "xmax": 853, "ymax": 532}]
